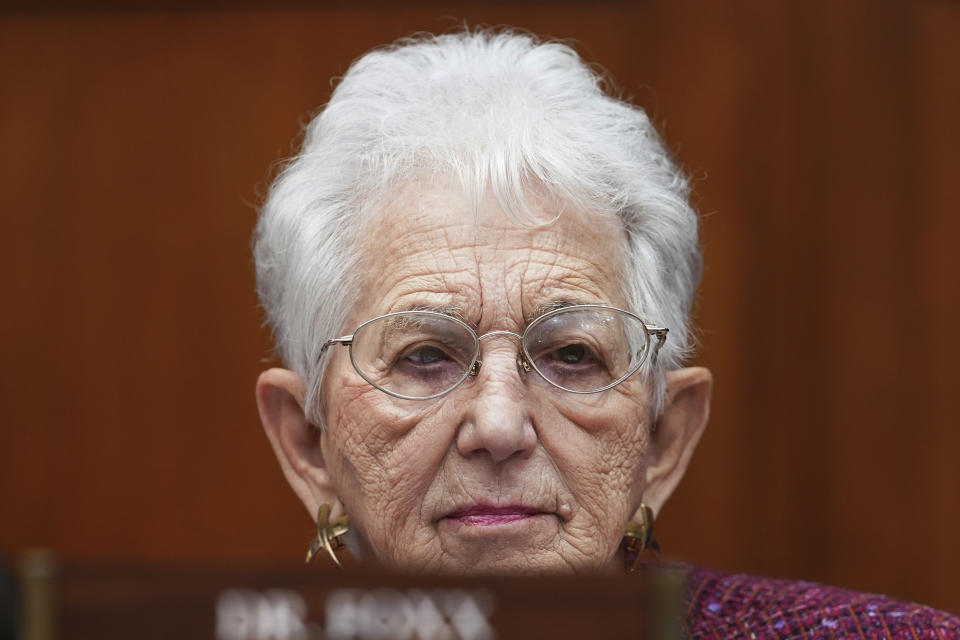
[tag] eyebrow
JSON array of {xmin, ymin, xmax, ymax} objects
[
  {"xmin": 390, "ymin": 302, "xmax": 467, "ymax": 323},
  {"xmin": 528, "ymin": 298, "xmax": 599, "ymax": 322},
  {"xmin": 388, "ymin": 298, "xmax": 603, "ymax": 328},
  {"xmin": 373, "ymin": 304, "xmax": 470, "ymax": 353}
]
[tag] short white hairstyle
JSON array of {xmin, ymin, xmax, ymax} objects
[{"xmin": 254, "ymin": 29, "xmax": 701, "ymax": 420}]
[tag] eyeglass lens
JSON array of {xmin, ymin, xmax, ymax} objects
[
  {"xmin": 349, "ymin": 307, "xmax": 649, "ymax": 399},
  {"xmin": 349, "ymin": 312, "xmax": 478, "ymax": 399}
]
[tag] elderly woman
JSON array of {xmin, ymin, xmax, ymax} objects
[{"xmin": 253, "ymin": 30, "xmax": 958, "ymax": 637}]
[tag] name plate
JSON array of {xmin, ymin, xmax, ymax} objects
[{"xmin": 15, "ymin": 555, "xmax": 687, "ymax": 640}]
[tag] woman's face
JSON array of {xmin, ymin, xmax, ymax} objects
[{"xmin": 318, "ymin": 183, "xmax": 656, "ymax": 574}]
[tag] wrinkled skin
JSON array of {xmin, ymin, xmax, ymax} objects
[
  {"xmin": 257, "ymin": 181, "xmax": 711, "ymax": 575},
  {"xmin": 322, "ymin": 183, "xmax": 653, "ymax": 574}
]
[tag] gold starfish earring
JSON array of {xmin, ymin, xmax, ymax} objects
[
  {"xmin": 306, "ymin": 503, "xmax": 350, "ymax": 567},
  {"xmin": 623, "ymin": 504, "xmax": 661, "ymax": 572}
]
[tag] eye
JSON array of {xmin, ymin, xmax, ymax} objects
[
  {"xmin": 541, "ymin": 342, "xmax": 601, "ymax": 368},
  {"xmin": 554, "ymin": 344, "xmax": 590, "ymax": 365},
  {"xmin": 402, "ymin": 345, "xmax": 450, "ymax": 365}
]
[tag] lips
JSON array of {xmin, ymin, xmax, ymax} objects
[{"xmin": 444, "ymin": 505, "xmax": 549, "ymax": 526}]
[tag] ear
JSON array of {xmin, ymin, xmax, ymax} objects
[
  {"xmin": 255, "ymin": 368, "xmax": 343, "ymax": 521},
  {"xmin": 640, "ymin": 366, "xmax": 713, "ymax": 517}
]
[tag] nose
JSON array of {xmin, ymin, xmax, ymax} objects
[{"xmin": 455, "ymin": 337, "xmax": 537, "ymax": 464}]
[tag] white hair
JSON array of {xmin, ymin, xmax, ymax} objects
[{"xmin": 254, "ymin": 29, "xmax": 701, "ymax": 420}]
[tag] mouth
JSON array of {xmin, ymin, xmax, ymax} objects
[{"xmin": 442, "ymin": 504, "xmax": 551, "ymax": 527}]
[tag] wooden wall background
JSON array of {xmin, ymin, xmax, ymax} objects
[{"xmin": 2, "ymin": 0, "xmax": 958, "ymax": 613}]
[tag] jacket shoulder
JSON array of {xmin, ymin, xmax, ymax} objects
[{"xmin": 683, "ymin": 565, "xmax": 960, "ymax": 639}]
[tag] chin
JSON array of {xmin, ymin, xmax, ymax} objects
[{"xmin": 387, "ymin": 543, "xmax": 615, "ymax": 576}]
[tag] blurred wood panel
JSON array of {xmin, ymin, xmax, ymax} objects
[{"xmin": 1, "ymin": 1, "xmax": 957, "ymax": 613}]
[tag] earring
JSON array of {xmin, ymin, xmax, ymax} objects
[
  {"xmin": 623, "ymin": 503, "xmax": 661, "ymax": 572},
  {"xmin": 306, "ymin": 503, "xmax": 350, "ymax": 568}
]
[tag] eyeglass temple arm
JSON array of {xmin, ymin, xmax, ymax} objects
[
  {"xmin": 647, "ymin": 326, "xmax": 668, "ymax": 363},
  {"xmin": 320, "ymin": 336, "xmax": 353, "ymax": 356}
]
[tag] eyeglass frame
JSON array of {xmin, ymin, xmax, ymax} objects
[{"xmin": 318, "ymin": 303, "xmax": 668, "ymax": 401}]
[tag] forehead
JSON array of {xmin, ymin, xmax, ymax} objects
[{"xmin": 353, "ymin": 181, "xmax": 628, "ymax": 325}]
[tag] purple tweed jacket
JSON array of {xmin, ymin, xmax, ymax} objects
[{"xmin": 684, "ymin": 566, "xmax": 960, "ymax": 639}]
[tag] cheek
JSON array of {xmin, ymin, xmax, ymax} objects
[
  {"xmin": 539, "ymin": 388, "xmax": 650, "ymax": 531},
  {"xmin": 322, "ymin": 381, "xmax": 453, "ymax": 564}
]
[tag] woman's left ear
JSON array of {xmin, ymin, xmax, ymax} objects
[
  {"xmin": 640, "ymin": 366, "xmax": 713, "ymax": 517},
  {"xmin": 255, "ymin": 368, "xmax": 344, "ymax": 522}
]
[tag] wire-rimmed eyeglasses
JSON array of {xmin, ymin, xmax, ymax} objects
[{"xmin": 319, "ymin": 304, "xmax": 668, "ymax": 401}]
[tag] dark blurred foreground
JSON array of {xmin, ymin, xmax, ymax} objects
[{"xmin": 3, "ymin": 552, "xmax": 684, "ymax": 640}]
